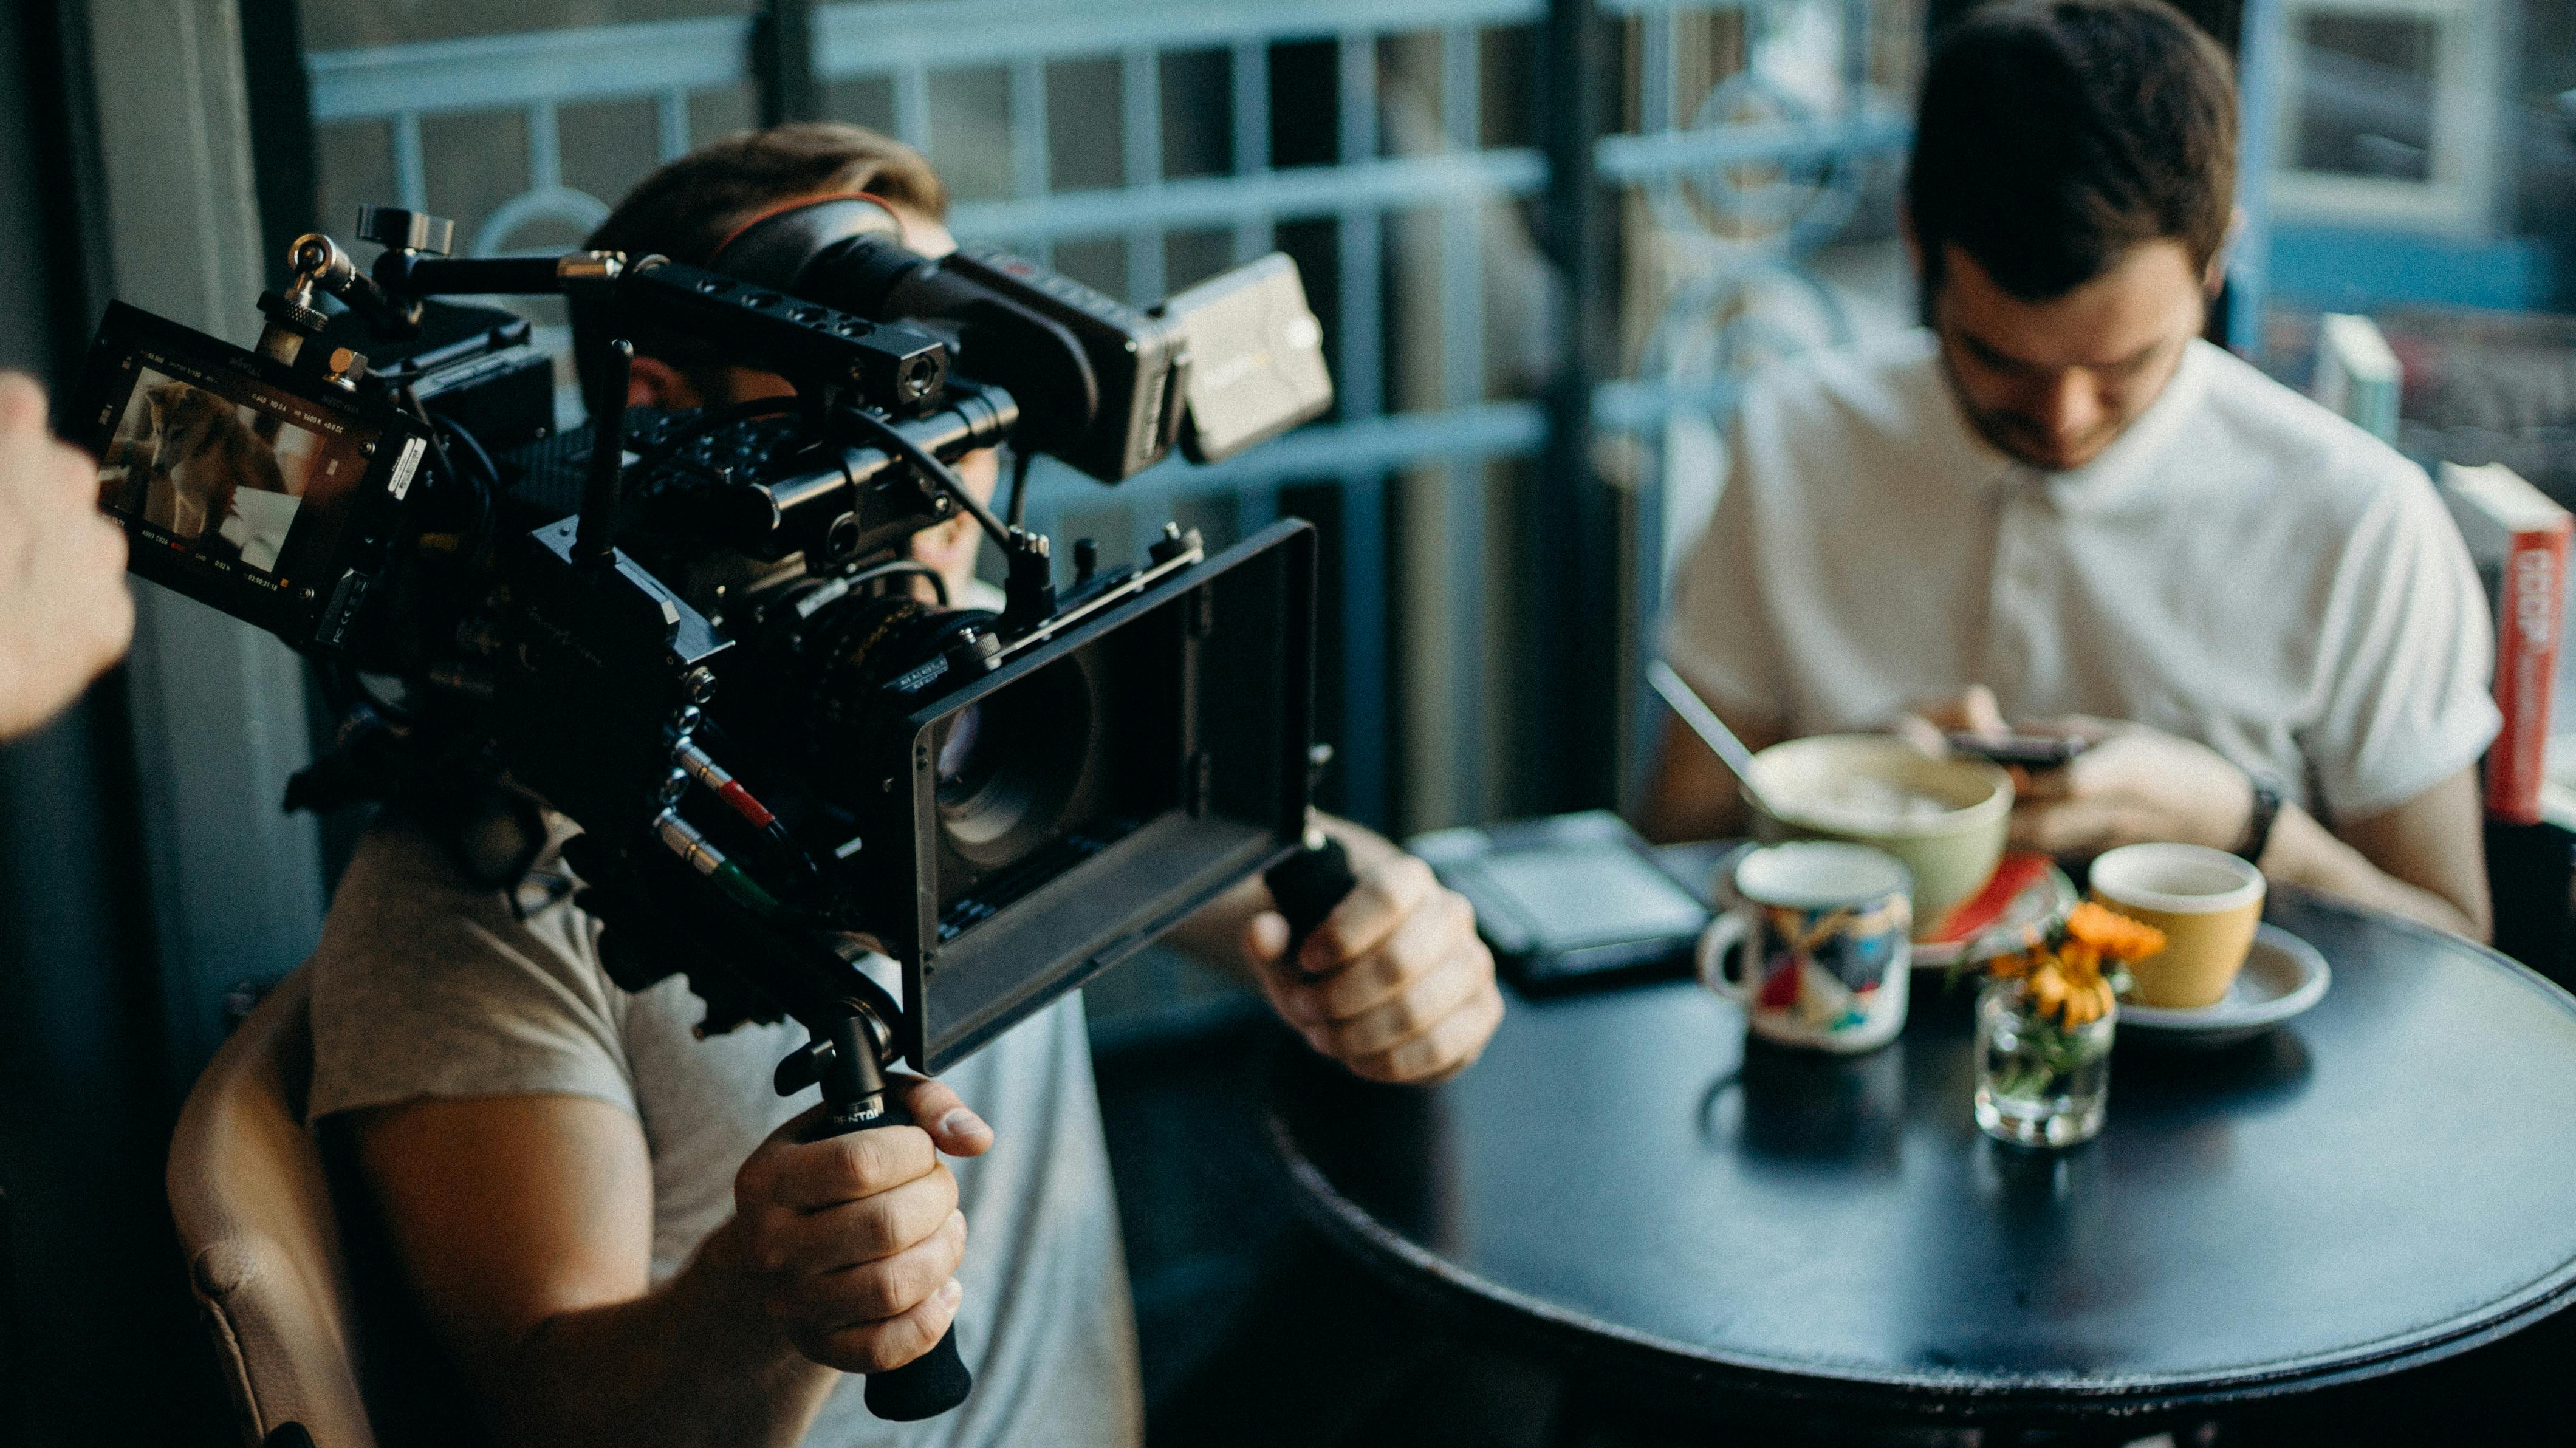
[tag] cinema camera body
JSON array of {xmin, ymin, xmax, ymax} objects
[{"xmin": 74, "ymin": 200, "xmax": 1352, "ymax": 1419}]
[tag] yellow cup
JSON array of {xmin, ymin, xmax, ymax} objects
[{"xmin": 2089, "ymin": 842, "xmax": 2266, "ymax": 1009}]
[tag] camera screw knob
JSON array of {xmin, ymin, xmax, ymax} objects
[
  {"xmin": 323, "ymin": 347, "xmax": 369, "ymax": 391},
  {"xmin": 1148, "ymin": 522, "xmax": 1202, "ymax": 566},
  {"xmin": 944, "ymin": 626, "xmax": 1002, "ymax": 678},
  {"xmin": 356, "ymin": 206, "xmax": 456, "ymax": 257}
]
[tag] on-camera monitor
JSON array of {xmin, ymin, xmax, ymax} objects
[
  {"xmin": 97, "ymin": 366, "xmax": 372, "ymax": 579},
  {"xmin": 76, "ymin": 303, "xmax": 427, "ymax": 650}
]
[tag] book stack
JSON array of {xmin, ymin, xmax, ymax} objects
[
  {"xmin": 2312, "ymin": 313, "xmax": 2403, "ymax": 445},
  {"xmin": 2441, "ymin": 461, "xmax": 2572, "ymax": 825}
]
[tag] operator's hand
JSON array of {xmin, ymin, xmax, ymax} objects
[
  {"xmin": 0, "ymin": 372, "xmax": 131, "ymax": 740},
  {"xmin": 1243, "ymin": 852, "xmax": 1502, "ymax": 1084},
  {"xmin": 731, "ymin": 1077, "xmax": 994, "ymax": 1375},
  {"xmin": 1893, "ymin": 683, "xmax": 2007, "ymax": 757},
  {"xmin": 2007, "ymin": 716, "xmax": 2254, "ymax": 858}
]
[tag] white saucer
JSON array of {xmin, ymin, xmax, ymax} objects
[{"xmin": 2118, "ymin": 924, "xmax": 2331, "ymax": 1048}]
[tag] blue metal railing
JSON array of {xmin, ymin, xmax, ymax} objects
[{"xmin": 300, "ymin": 0, "xmax": 1916, "ymax": 828}]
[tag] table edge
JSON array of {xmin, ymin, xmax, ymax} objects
[{"xmin": 1272, "ymin": 1108, "xmax": 2576, "ymax": 1418}]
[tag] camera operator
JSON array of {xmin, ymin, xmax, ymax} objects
[
  {"xmin": 0, "ymin": 371, "xmax": 132, "ymax": 740},
  {"xmin": 306, "ymin": 124, "xmax": 1501, "ymax": 1448}
]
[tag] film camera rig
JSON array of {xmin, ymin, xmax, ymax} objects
[{"xmin": 75, "ymin": 200, "xmax": 1358, "ymax": 1419}]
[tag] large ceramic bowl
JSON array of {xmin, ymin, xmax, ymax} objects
[{"xmin": 1742, "ymin": 734, "xmax": 2013, "ymax": 929}]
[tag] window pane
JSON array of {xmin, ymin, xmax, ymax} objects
[
  {"xmin": 302, "ymin": 0, "xmax": 752, "ymax": 49},
  {"xmin": 2293, "ymin": 14, "xmax": 2438, "ymax": 181}
]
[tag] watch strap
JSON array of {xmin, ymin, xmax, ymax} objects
[{"xmin": 2236, "ymin": 772, "xmax": 2283, "ymax": 866}]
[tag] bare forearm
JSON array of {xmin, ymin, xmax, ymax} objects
[
  {"xmin": 481, "ymin": 1217, "xmax": 835, "ymax": 1448},
  {"xmin": 2261, "ymin": 805, "xmax": 2486, "ymax": 941}
]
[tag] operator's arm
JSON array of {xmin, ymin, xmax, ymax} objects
[
  {"xmin": 2264, "ymin": 766, "xmax": 2488, "ymax": 940},
  {"xmin": 2009, "ymin": 726, "xmax": 2490, "ymax": 940},
  {"xmin": 353, "ymin": 1082, "xmax": 988, "ymax": 1448},
  {"xmin": 1165, "ymin": 813, "xmax": 1502, "ymax": 1084}
]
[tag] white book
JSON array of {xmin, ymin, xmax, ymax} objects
[{"xmin": 2312, "ymin": 313, "xmax": 2403, "ymax": 445}]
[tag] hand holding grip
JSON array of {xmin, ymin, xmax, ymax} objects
[
  {"xmin": 796, "ymin": 1033, "xmax": 974, "ymax": 1422},
  {"xmin": 840, "ymin": 1087, "xmax": 972, "ymax": 1421},
  {"xmin": 1264, "ymin": 836, "xmax": 1358, "ymax": 964}
]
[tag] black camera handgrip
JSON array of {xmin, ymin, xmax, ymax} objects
[
  {"xmin": 801, "ymin": 1098, "xmax": 975, "ymax": 1421},
  {"xmin": 1265, "ymin": 836, "xmax": 1359, "ymax": 961},
  {"xmin": 865, "ymin": 1325, "xmax": 973, "ymax": 1422}
]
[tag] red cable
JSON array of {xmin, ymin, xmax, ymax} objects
[{"xmin": 715, "ymin": 779, "xmax": 777, "ymax": 830}]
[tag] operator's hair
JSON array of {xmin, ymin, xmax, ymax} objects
[
  {"xmin": 585, "ymin": 122, "xmax": 948, "ymax": 381},
  {"xmin": 1906, "ymin": 0, "xmax": 2236, "ymax": 303},
  {"xmin": 587, "ymin": 121, "xmax": 948, "ymax": 265}
]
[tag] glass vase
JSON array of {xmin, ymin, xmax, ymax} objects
[{"xmin": 1973, "ymin": 978, "xmax": 2115, "ymax": 1147}]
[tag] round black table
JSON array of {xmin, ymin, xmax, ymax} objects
[{"xmin": 1272, "ymin": 886, "xmax": 2576, "ymax": 1431}]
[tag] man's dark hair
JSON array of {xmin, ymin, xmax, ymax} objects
[
  {"xmin": 584, "ymin": 121, "xmax": 948, "ymax": 378},
  {"xmin": 587, "ymin": 121, "xmax": 947, "ymax": 265},
  {"xmin": 1907, "ymin": 0, "xmax": 2237, "ymax": 302}
]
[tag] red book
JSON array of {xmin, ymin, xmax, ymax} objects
[{"xmin": 2442, "ymin": 462, "xmax": 2572, "ymax": 825}]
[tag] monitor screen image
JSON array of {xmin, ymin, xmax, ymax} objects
[{"xmin": 96, "ymin": 366, "xmax": 370, "ymax": 577}]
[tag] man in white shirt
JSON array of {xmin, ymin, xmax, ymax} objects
[{"xmin": 1642, "ymin": 0, "xmax": 2495, "ymax": 939}]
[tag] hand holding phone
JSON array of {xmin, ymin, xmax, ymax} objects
[{"xmin": 1945, "ymin": 731, "xmax": 2091, "ymax": 770}]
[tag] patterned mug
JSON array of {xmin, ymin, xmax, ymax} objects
[{"xmin": 1699, "ymin": 841, "xmax": 1913, "ymax": 1053}]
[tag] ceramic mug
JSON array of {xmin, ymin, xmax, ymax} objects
[
  {"xmin": 1699, "ymin": 841, "xmax": 1913, "ymax": 1053},
  {"xmin": 2090, "ymin": 842, "xmax": 2266, "ymax": 1009}
]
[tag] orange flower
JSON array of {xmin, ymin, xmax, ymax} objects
[{"xmin": 2065, "ymin": 901, "xmax": 2167, "ymax": 962}]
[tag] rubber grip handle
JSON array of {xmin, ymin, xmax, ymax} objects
[
  {"xmin": 1264, "ymin": 837, "xmax": 1358, "ymax": 959},
  {"xmin": 865, "ymin": 1325, "xmax": 973, "ymax": 1421},
  {"xmin": 803, "ymin": 1081, "xmax": 974, "ymax": 1420}
]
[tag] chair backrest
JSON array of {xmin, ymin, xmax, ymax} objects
[{"xmin": 165, "ymin": 967, "xmax": 379, "ymax": 1448}]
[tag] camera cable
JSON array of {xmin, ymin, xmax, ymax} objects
[{"xmin": 834, "ymin": 404, "xmax": 1013, "ymax": 557}]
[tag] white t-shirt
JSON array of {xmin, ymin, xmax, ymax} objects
[
  {"xmin": 307, "ymin": 816, "xmax": 1142, "ymax": 1448},
  {"xmin": 1662, "ymin": 329, "xmax": 2500, "ymax": 821}
]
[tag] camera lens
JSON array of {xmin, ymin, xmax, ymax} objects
[
  {"xmin": 931, "ymin": 702, "xmax": 987, "ymax": 799},
  {"xmin": 924, "ymin": 658, "xmax": 1091, "ymax": 866},
  {"xmin": 746, "ymin": 582, "xmax": 1096, "ymax": 872}
]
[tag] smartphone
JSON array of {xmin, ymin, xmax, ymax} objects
[{"xmin": 1947, "ymin": 732, "xmax": 2090, "ymax": 768}]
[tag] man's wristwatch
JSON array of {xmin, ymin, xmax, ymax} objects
[{"xmin": 2235, "ymin": 771, "xmax": 2283, "ymax": 866}]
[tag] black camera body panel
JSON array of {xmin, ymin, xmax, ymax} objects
[
  {"xmin": 927, "ymin": 243, "xmax": 1188, "ymax": 480},
  {"xmin": 74, "ymin": 302, "xmax": 431, "ymax": 653},
  {"xmin": 623, "ymin": 260, "xmax": 953, "ymax": 409},
  {"xmin": 340, "ymin": 300, "xmax": 556, "ymax": 456},
  {"xmin": 493, "ymin": 518, "xmax": 731, "ymax": 836},
  {"xmin": 714, "ymin": 200, "xmax": 1191, "ymax": 483}
]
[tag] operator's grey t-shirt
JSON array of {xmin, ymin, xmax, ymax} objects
[{"xmin": 305, "ymin": 814, "xmax": 1142, "ymax": 1448}]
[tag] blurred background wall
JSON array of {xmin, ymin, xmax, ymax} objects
[{"xmin": 4, "ymin": 1, "xmax": 2569, "ymax": 1442}]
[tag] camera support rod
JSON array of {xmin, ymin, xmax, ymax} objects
[{"xmin": 576, "ymin": 340, "xmax": 632, "ymax": 567}]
